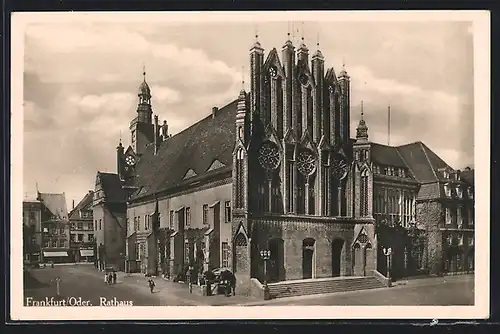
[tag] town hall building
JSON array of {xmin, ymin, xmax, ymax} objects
[{"xmin": 96, "ymin": 35, "xmax": 474, "ymax": 296}]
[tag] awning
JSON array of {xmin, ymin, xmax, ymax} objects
[
  {"xmin": 80, "ymin": 249, "xmax": 94, "ymax": 257},
  {"xmin": 43, "ymin": 251, "xmax": 68, "ymax": 257}
]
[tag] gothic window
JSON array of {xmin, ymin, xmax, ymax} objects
[
  {"xmin": 457, "ymin": 206, "xmax": 463, "ymax": 228},
  {"xmin": 224, "ymin": 201, "xmax": 231, "ymax": 222},
  {"xmin": 287, "ymin": 160, "xmax": 294, "ymax": 213},
  {"xmin": 331, "ymin": 155, "xmax": 348, "ymax": 181},
  {"xmin": 269, "ymin": 65, "xmax": 278, "ymax": 78},
  {"xmin": 456, "ymin": 186, "xmax": 463, "ymax": 199},
  {"xmin": 236, "ymin": 148, "xmax": 245, "ymax": 208},
  {"xmin": 360, "ymin": 169, "xmax": 369, "ymax": 217},
  {"xmin": 258, "ymin": 141, "xmax": 280, "ymax": 170},
  {"xmin": 221, "ymin": 242, "xmax": 229, "ymax": 268},
  {"xmin": 185, "ymin": 207, "xmax": 191, "ymax": 227},
  {"xmin": 202, "ymin": 205, "xmax": 208, "ymax": 225},
  {"xmin": 235, "ymin": 233, "xmax": 247, "ymax": 247},
  {"xmin": 299, "ymin": 73, "xmax": 308, "ymax": 86},
  {"xmin": 297, "ymin": 149, "xmax": 316, "ymax": 176}
]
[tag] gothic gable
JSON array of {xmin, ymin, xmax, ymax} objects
[
  {"xmin": 263, "ymin": 48, "xmax": 285, "ymax": 78},
  {"xmin": 234, "ymin": 221, "xmax": 249, "ymax": 246},
  {"xmin": 300, "ymin": 128, "xmax": 315, "ymax": 151},
  {"xmin": 283, "ymin": 128, "xmax": 297, "ymax": 144},
  {"xmin": 352, "ymin": 227, "xmax": 372, "ymax": 248},
  {"xmin": 263, "ymin": 123, "xmax": 283, "ymax": 150}
]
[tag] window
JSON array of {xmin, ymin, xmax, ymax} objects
[
  {"xmin": 60, "ymin": 228, "xmax": 65, "ymax": 235},
  {"xmin": 458, "ymin": 234, "xmax": 463, "ymax": 245},
  {"xmin": 88, "ymin": 223, "xmax": 93, "ymax": 230},
  {"xmin": 468, "ymin": 255, "xmax": 474, "ymax": 270},
  {"xmin": 145, "ymin": 215, "xmax": 149, "ymax": 230},
  {"xmin": 224, "ymin": 201, "xmax": 231, "ymax": 222},
  {"xmin": 445, "ymin": 208, "xmax": 452, "ymax": 224},
  {"xmin": 78, "ymin": 234, "xmax": 84, "ymax": 241},
  {"xmin": 135, "ymin": 242, "xmax": 140, "ymax": 260},
  {"xmin": 222, "ymin": 242, "xmax": 229, "ymax": 268},
  {"xmin": 457, "ymin": 207, "xmax": 463, "ymax": 227},
  {"xmin": 185, "ymin": 207, "xmax": 191, "ymax": 227},
  {"xmin": 456, "ymin": 254, "xmax": 462, "ymax": 270},
  {"xmin": 43, "ymin": 227, "xmax": 49, "ymax": 233},
  {"xmin": 360, "ymin": 169, "xmax": 369, "ymax": 217},
  {"xmin": 99, "ymin": 219, "xmax": 102, "ymax": 230},
  {"xmin": 468, "ymin": 209, "xmax": 474, "ymax": 226},
  {"xmin": 443, "ymin": 171, "xmax": 449, "ymax": 179},
  {"xmin": 52, "ymin": 240, "xmax": 58, "ymax": 247},
  {"xmin": 94, "ymin": 220, "xmax": 97, "ymax": 230},
  {"xmin": 446, "ymin": 234, "xmax": 453, "ymax": 245},
  {"xmin": 70, "ymin": 234, "xmax": 76, "ymax": 242},
  {"xmin": 202, "ymin": 204, "xmax": 208, "ymax": 225},
  {"xmin": 467, "ymin": 187, "xmax": 473, "ymax": 199},
  {"xmin": 468, "ymin": 235, "xmax": 474, "ymax": 246},
  {"xmin": 169, "ymin": 210, "xmax": 174, "ymax": 229},
  {"xmin": 456, "ymin": 187, "xmax": 463, "ymax": 199},
  {"xmin": 444, "ymin": 184, "xmax": 451, "ymax": 197},
  {"xmin": 44, "ymin": 240, "xmax": 50, "ymax": 247},
  {"xmin": 88, "ymin": 234, "xmax": 94, "ymax": 242},
  {"xmin": 77, "ymin": 223, "xmax": 83, "ymax": 230}
]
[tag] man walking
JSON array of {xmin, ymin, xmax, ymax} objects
[{"xmin": 148, "ymin": 278, "xmax": 155, "ymax": 293}]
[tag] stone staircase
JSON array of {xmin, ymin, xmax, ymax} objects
[{"xmin": 267, "ymin": 276, "xmax": 386, "ymax": 299}]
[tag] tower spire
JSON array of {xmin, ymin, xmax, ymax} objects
[
  {"xmin": 241, "ymin": 66, "xmax": 245, "ymax": 91},
  {"xmin": 356, "ymin": 101, "xmax": 369, "ymax": 142},
  {"xmin": 361, "ymin": 101, "xmax": 364, "ymax": 120}
]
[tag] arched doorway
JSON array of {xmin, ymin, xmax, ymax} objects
[
  {"xmin": 331, "ymin": 238, "xmax": 344, "ymax": 277},
  {"xmin": 268, "ymin": 238, "xmax": 285, "ymax": 282},
  {"xmin": 302, "ymin": 238, "xmax": 316, "ymax": 279}
]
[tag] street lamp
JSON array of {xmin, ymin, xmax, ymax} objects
[
  {"xmin": 383, "ymin": 247, "xmax": 393, "ymax": 281},
  {"xmin": 260, "ymin": 249, "xmax": 271, "ymax": 300}
]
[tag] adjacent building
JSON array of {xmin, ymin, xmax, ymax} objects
[
  {"xmin": 68, "ymin": 191, "xmax": 96, "ymax": 263},
  {"xmin": 93, "ymin": 172, "xmax": 127, "ymax": 271},
  {"xmin": 36, "ymin": 192, "xmax": 70, "ymax": 263},
  {"xmin": 23, "ymin": 199, "xmax": 43, "ymax": 263}
]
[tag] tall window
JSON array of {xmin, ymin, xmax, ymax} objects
[
  {"xmin": 360, "ymin": 169, "xmax": 369, "ymax": 217},
  {"xmin": 77, "ymin": 222, "xmax": 83, "ymax": 230},
  {"xmin": 445, "ymin": 208, "xmax": 452, "ymax": 225},
  {"xmin": 236, "ymin": 148, "xmax": 245, "ymax": 208},
  {"xmin": 169, "ymin": 210, "xmax": 174, "ymax": 229},
  {"xmin": 70, "ymin": 234, "xmax": 76, "ymax": 242},
  {"xmin": 145, "ymin": 215, "xmax": 150, "ymax": 230},
  {"xmin": 88, "ymin": 234, "xmax": 94, "ymax": 242},
  {"xmin": 185, "ymin": 207, "xmax": 191, "ymax": 227},
  {"xmin": 202, "ymin": 204, "xmax": 208, "ymax": 225},
  {"xmin": 224, "ymin": 201, "xmax": 231, "ymax": 222},
  {"xmin": 457, "ymin": 206, "xmax": 463, "ymax": 227},
  {"xmin": 99, "ymin": 219, "xmax": 102, "ymax": 230},
  {"xmin": 468, "ymin": 209, "xmax": 474, "ymax": 226},
  {"xmin": 221, "ymin": 242, "xmax": 229, "ymax": 268},
  {"xmin": 88, "ymin": 223, "xmax": 93, "ymax": 230},
  {"xmin": 78, "ymin": 234, "xmax": 84, "ymax": 241},
  {"xmin": 287, "ymin": 160, "xmax": 294, "ymax": 213}
]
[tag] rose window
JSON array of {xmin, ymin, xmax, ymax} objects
[
  {"xmin": 125, "ymin": 155, "xmax": 136, "ymax": 166},
  {"xmin": 331, "ymin": 156, "xmax": 348, "ymax": 180},
  {"xmin": 257, "ymin": 142, "xmax": 280, "ymax": 170},
  {"xmin": 299, "ymin": 73, "xmax": 309, "ymax": 86},
  {"xmin": 297, "ymin": 149, "xmax": 317, "ymax": 176},
  {"xmin": 269, "ymin": 65, "xmax": 278, "ymax": 78},
  {"xmin": 358, "ymin": 233, "xmax": 368, "ymax": 244}
]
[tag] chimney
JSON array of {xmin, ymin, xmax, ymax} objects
[
  {"xmin": 72, "ymin": 199, "xmax": 75, "ymax": 210},
  {"xmin": 154, "ymin": 115, "xmax": 159, "ymax": 155},
  {"xmin": 161, "ymin": 120, "xmax": 169, "ymax": 140},
  {"xmin": 212, "ymin": 106, "xmax": 218, "ymax": 119}
]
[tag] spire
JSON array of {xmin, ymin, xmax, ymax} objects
[
  {"xmin": 312, "ymin": 32, "xmax": 323, "ymax": 60},
  {"xmin": 251, "ymin": 25, "xmax": 263, "ymax": 51},
  {"xmin": 356, "ymin": 101, "xmax": 369, "ymax": 141},
  {"xmin": 339, "ymin": 57, "xmax": 349, "ymax": 78},
  {"xmin": 241, "ymin": 66, "xmax": 245, "ymax": 91},
  {"xmin": 138, "ymin": 64, "xmax": 151, "ymax": 100}
]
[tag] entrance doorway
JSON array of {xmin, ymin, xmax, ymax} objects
[
  {"xmin": 268, "ymin": 238, "xmax": 285, "ymax": 282},
  {"xmin": 331, "ymin": 238, "xmax": 344, "ymax": 277},
  {"xmin": 302, "ymin": 238, "xmax": 315, "ymax": 279}
]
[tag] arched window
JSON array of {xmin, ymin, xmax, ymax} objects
[
  {"xmin": 235, "ymin": 148, "xmax": 245, "ymax": 208},
  {"xmin": 360, "ymin": 169, "xmax": 369, "ymax": 217}
]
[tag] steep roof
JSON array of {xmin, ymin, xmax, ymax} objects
[
  {"xmin": 68, "ymin": 190, "xmax": 94, "ymax": 220},
  {"xmin": 37, "ymin": 192, "xmax": 68, "ymax": 220},
  {"xmin": 130, "ymin": 99, "xmax": 237, "ymax": 201},
  {"xmin": 97, "ymin": 172, "xmax": 127, "ymax": 204},
  {"xmin": 371, "ymin": 143, "xmax": 408, "ymax": 168}
]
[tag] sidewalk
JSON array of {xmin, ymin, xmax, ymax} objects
[{"xmin": 79, "ymin": 267, "xmax": 258, "ymax": 306}]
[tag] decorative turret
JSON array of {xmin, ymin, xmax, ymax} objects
[
  {"xmin": 356, "ymin": 101, "xmax": 369, "ymax": 142},
  {"xmin": 130, "ymin": 67, "xmax": 154, "ymax": 155},
  {"xmin": 282, "ymin": 32, "xmax": 296, "ymax": 132},
  {"xmin": 250, "ymin": 34, "xmax": 264, "ymax": 125},
  {"xmin": 116, "ymin": 139, "xmax": 124, "ymax": 180},
  {"xmin": 297, "ymin": 37, "xmax": 309, "ymax": 64},
  {"xmin": 337, "ymin": 62, "xmax": 351, "ymax": 146}
]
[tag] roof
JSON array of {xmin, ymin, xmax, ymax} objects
[
  {"xmin": 371, "ymin": 143, "xmax": 408, "ymax": 168},
  {"xmin": 460, "ymin": 168, "xmax": 474, "ymax": 185},
  {"xmin": 130, "ymin": 99, "xmax": 238, "ymax": 201},
  {"xmin": 37, "ymin": 192, "xmax": 68, "ymax": 220},
  {"xmin": 97, "ymin": 172, "xmax": 127, "ymax": 203},
  {"xmin": 68, "ymin": 190, "xmax": 94, "ymax": 220}
]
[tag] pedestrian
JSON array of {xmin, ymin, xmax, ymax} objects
[
  {"xmin": 148, "ymin": 278, "xmax": 155, "ymax": 293},
  {"xmin": 107, "ymin": 273, "xmax": 112, "ymax": 285},
  {"xmin": 112, "ymin": 271, "xmax": 117, "ymax": 284},
  {"xmin": 104, "ymin": 273, "xmax": 108, "ymax": 284}
]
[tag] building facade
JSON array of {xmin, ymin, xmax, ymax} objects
[
  {"xmin": 23, "ymin": 200, "xmax": 43, "ymax": 263},
  {"xmin": 107, "ymin": 36, "xmax": 473, "ymax": 293},
  {"xmin": 69, "ymin": 191, "xmax": 96, "ymax": 263},
  {"xmin": 36, "ymin": 192, "xmax": 70, "ymax": 263}
]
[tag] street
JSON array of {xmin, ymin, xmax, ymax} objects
[{"xmin": 23, "ymin": 264, "xmax": 474, "ymax": 307}]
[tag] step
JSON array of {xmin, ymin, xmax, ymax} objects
[{"xmin": 267, "ymin": 276, "xmax": 385, "ymax": 299}]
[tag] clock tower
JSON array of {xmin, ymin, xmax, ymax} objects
[{"xmin": 129, "ymin": 68, "xmax": 154, "ymax": 156}]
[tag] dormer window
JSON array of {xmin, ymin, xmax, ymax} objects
[
  {"xmin": 456, "ymin": 187, "xmax": 463, "ymax": 199},
  {"xmin": 444, "ymin": 184, "xmax": 452, "ymax": 197},
  {"xmin": 467, "ymin": 187, "xmax": 473, "ymax": 199}
]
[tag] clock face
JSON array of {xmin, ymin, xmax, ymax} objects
[
  {"xmin": 297, "ymin": 149, "xmax": 316, "ymax": 176},
  {"xmin": 257, "ymin": 142, "xmax": 280, "ymax": 170},
  {"xmin": 299, "ymin": 73, "xmax": 308, "ymax": 86},
  {"xmin": 331, "ymin": 156, "xmax": 349, "ymax": 180},
  {"xmin": 125, "ymin": 155, "xmax": 136, "ymax": 166},
  {"xmin": 269, "ymin": 65, "xmax": 278, "ymax": 78}
]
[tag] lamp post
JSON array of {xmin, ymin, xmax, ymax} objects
[
  {"xmin": 383, "ymin": 247, "xmax": 393, "ymax": 282},
  {"xmin": 260, "ymin": 249, "xmax": 271, "ymax": 300}
]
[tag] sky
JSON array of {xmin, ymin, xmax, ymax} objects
[{"xmin": 22, "ymin": 15, "xmax": 475, "ymax": 209}]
